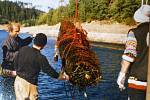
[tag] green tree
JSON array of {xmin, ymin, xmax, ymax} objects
[
  {"xmin": 78, "ymin": 0, "xmax": 86, "ymax": 21},
  {"xmin": 0, "ymin": 0, "xmax": 42, "ymax": 25},
  {"xmin": 47, "ymin": 9, "xmax": 53, "ymax": 25},
  {"xmin": 36, "ymin": 13, "xmax": 48, "ymax": 25}
]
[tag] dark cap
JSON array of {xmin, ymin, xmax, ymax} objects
[{"xmin": 34, "ymin": 33, "xmax": 47, "ymax": 47}]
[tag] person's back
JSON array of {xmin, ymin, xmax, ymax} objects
[
  {"xmin": 14, "ymin": 33, "xmax": 69, "ymax": 100},
  {"xmin": 15, "ymin": 46, "xmax": 59, "ymax": 85}
]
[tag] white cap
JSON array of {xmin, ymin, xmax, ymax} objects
[{"xmin": 134, "ymin": 5, "xmax": 150, "ymax": 23}]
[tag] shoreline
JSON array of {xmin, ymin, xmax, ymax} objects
[
  {"xmin": 90, "ymin": 41, "xmax": 124, "ymax": 50},
  {"xmin": 0, "ymin": 22, "xmax": 132, "ymax": 45},
  {"xmin": 19, "ymin": 23, "xmax": 129, "ymax": 45}
]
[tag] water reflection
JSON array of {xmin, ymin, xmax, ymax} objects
[
  {"xmin": 0, "ymin": 30, "xmax": 128, "ymax": 100},
  {"xmin": 0, "ymin": 77, "xmax": 15, "ymax": 100}
]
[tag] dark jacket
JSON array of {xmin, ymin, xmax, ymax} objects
[
  {"xmin": 14, "ymin": 46, "xmax": 59, "ymax": 85},
  {"xmin": 1, "ymin": 35, "xmax": 32, "ymax": 70},
  {"xmin": 129, "ymin": 22, "xmax": 149, "ymax": 81}
]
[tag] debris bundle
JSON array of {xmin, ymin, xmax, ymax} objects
[{"xmin": 56, "ymin": 20, "xmax": 101, "ymax": 88}]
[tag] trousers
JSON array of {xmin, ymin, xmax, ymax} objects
[{"xmin": 14, "ymin": 76, "xmax": 38, "ymax": 100}]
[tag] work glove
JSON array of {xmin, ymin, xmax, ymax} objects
[
  {"xmin": 117, "ymin": 72, "xmax": 126, "ymax": 91},
  {"xmin": 32, "ymin": 33, "xmax": 37, "ymax": 38}
]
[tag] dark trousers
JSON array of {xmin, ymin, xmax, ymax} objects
[{"xmin": 128, "ymin": 88, "xmax": 146, "ymax": 100}]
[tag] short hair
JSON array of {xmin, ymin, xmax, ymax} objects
[
  {"xmin": 7, "ymin": 22, "xmax": 20, "ymax": 32},
  {"xmin": 34, "ymin": 33, "xmax": 47, "ymax": 47}
]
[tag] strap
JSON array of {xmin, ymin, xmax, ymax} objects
[
  {"xmin": 142, "ymin": 0, "xmax": 144, "ymax": 5},
  {"xmin": 142, "ymin": 0, "xmax": 149, "ymax": 5},
  {"xmin": 146, "ymin": 0, "xmax": 148, "ymax": 4}
]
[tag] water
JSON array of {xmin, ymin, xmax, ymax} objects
[{"xmin": 0, "ymin": 30, "xmax": 128, "ymax": 100}]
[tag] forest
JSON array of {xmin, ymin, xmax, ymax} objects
[
  {"xmin": 0, "ymin": 0, "xmax": 149, "ymax": 26},
  {"xmin": 44, "ymin": 0, "xmax": 143, "ymax": 25},
  {"xmin": 0, "ymin": 0, "xmax": 42, "ymax": 26}
]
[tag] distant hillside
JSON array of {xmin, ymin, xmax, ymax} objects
[
  {"xmin": 37, "ymin": 0, "xmax": 150, "ymax": 26},
  {"xmin": 0, "ymin": 0, "xmax": 43, "ymax": 26},
  {"xmin": 1, "ymin": 0, "xmax": 149, "ymax": 27}
]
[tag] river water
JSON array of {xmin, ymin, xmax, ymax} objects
[{"xmin": 0, "ymin": 30, "xmax": 128, "ymax": 100}]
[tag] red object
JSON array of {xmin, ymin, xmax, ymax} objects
[
  {"xmin": 75, "ymin": 0, "xmax": 78, "ymax": 18},
  {"xmin": 128, "ymin": 83, "xmax": 147, "ymax": 91}
]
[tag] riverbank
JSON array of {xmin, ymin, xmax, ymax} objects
[
  {"xmin": 0, "ymin": 21, "xmax": 133, "ymax": 44},
  {"xmin": 0, "ymin": 25, "xmax": 7, "ymax": 30}
]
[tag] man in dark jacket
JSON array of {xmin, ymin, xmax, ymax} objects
[
  {"xmin": 14, "ymin": 33, "xmax": 69, "ymax": 100},
  {"xmin": 0, "ymin": 22, "xmax": 33, "ymax": 77}
]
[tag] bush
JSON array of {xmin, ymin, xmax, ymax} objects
[
  {"xmin": 123, "ymin": 17, "xmax": 136, "ymax": 26},
  {"xmin": 22, "ymin": 19, "xmax": 36, "ymax": 27},
  {"xmin": 36, "ymin": 13, "xmax": 48, "ymax": 25},
  {"xmin": 0, "ymin": 18, "xmax": 9, "ymax": 24}
]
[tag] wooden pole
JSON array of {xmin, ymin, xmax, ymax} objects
[{"xmin": 146, "ymin": 17, "xmax": 150, "ymax": 100}]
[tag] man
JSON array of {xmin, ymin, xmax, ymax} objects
[
  {"xmin": 117, "ymin": 5, "xmax": 150, "ymax": 100},
  {"xmin": 0, "ymin": 22, "xmax": 33, "ymax": 77},
  {"xmin": 14, "ymin": 33, "xmax": 69, "ymax": 100}
]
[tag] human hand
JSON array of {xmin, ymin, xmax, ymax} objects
[
  {"xmin": 58, "ymin": 71, "xmax": 69, "ymax": 80},
  {"xmin": 1, "ymin": 69, "xmax": 16, "ymax": 77},
  {"xmin": 11, "ymin": 71, "xmax": 17, "ymax": 77},
  {"xmin": 7, "ymin": 70, "xmax": 16, "ymax": 77},
  {"xmin": 117, "ymin": 72, "xmax": 126, "ymax": 91},
  {"xmin": 32, "ymin": 33, "xmax": 36, "ymax": 38}
]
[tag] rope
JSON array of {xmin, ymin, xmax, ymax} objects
[
  {"xmin": 58, "ymin": 33, "xmax": 86, "ymax": 58},
  {"xmin": 146, "ymin": 0, "xmax": 148, "ymax": 4},
  {"xmin": 75, "ymin": 0, "xmax": 78, "ymax": 19},
  {"xmin": 56, "ymin": 19, "xmax": 101, "ymax": 89},
  {"xmin": 57, "ymin": 25, "xmax": 89, "ymax": 60},
  {"xmin": 142, "ymin": 0, "xmax": 144, "ymax": 5}
]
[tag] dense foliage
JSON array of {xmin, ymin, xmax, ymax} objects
[
  {"xmin": 39, "ymin": 0, "xmax": 146, "ymax": 25},
  {"xmin": 0, "ymin": 0, "xmax": 42, "ymax": 26},
  {"xmin": 0, "ymin": 0, "xmax": 149, "ymax": 26}
]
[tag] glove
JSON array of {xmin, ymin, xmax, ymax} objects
[
  {"xmin": 117, "ymin": 72, "xmax": 126, "ymax": 91},
  {"xmin": 32, "ymin": 33, "xmax": 36, "ymax": 38}
]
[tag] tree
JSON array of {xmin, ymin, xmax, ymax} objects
[
  {"xmin": 47, "ymin": 9, "xmax": 53, "ymax": 25},
  {"xmin": 0, "ymin": 0, "xmax": 42, "ymax": 25},
  {"xmin": 36, "ymin": 13, "xmax": 48, "ymax": 25}
]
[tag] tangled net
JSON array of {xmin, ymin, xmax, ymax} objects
[{"xmin": 56, "ymin": 19, "xmax": 101, "ymax": 88}]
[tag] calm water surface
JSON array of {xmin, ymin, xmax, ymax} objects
[{"xmin": 0, "ymin": 30, "xmax": 128, "ymax": 100}]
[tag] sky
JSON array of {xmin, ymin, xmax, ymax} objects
[{"xmin": 8, "ymin": 0, "xmax": 69, "ymax": 12}]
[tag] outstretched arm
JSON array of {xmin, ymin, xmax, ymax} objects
[
  {"xmin": 41, "ymin": 56, "xmax": 69, "ymax": 80},
  {"xmin": 41, "ymin": 56, "xmax": 59, "ymax": 78},
  {"xmin": 17, "ymin": 36, "xmax": 33, "ymax": 47}
]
